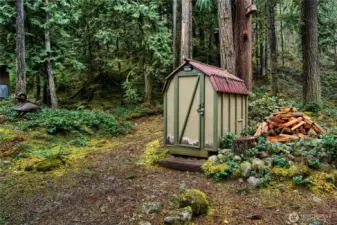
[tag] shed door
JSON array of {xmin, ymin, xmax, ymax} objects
[{"xmin": 177, "ymin": 74, "xmax": 203, "ymax": 148}]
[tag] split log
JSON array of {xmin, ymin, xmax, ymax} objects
[{"xmin": 291, "ymin": 121, "xmax": 305, "ymax": 130}]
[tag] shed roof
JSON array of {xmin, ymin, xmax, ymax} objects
[{"xmin": 164, "ymin": 59, "xmax": 249, "ymax": 95}]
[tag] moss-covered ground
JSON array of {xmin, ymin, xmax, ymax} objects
[{"xmin": 1, "ymin": 115, "xmax": 336, "ymax": 225}]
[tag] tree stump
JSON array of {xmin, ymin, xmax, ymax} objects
[{"xmin": 232, "ymin": 136, "xmax": 258, "ymax": 155}]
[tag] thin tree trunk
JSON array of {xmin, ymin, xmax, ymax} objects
[
  {"xmin": 180, "ymin": 0, "xmax": 192, "ymax": 63},
  {"xmin": 268, "ymin": 0, "xmax": 278, "ymax": 96},
  {"xmin": 44, "ymin": 0, "xmax": 58, "ymax": 108},
  {"xmin": 301, "ymin": 0, "xmax": 321, "ymax": 104},
  {"xmin": 235, "ymin": 0, "xmax": 253, "ymax": 90},
  {"xmin": 172, "ymin": 0, "xmax": 177, "ymax": 68},
  {"xmin": 218, "ymin": 0, "xmax": 235, "ymax": 74},
  {"xmin": 144, "ymin": 62, "xmax": 152, "ymax": 105},
  {"xmin": 279, "ymin": 0, "xmax": 284, "ymax": 66},
  {"xmin": 15, "ymin": 0, "xmax": 26, "ymax": 94},
  {"xmin": 35, "ymin": 72, "xmax": 41, "ymax": 101}
]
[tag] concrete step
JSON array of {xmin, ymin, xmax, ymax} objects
[{"xmin": 158, "ymin": 156, "xmax": 205, "ymax": 173}]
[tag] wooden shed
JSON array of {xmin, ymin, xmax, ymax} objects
[
  {"xmin": 163, "ymin": 59, "xmax": 249, "ymax": 157},
  {"xmin": 0, "ymin": 65, "xmax": 10, "ymax": 98}
]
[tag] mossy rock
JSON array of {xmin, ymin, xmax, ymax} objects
[
  {"xmin": 178, "ymin": 189, "xmax": 209, "ymax": 217},
  {"xmin": 35, "ymin": 158, "xmax": 64, "ymax": 172}
]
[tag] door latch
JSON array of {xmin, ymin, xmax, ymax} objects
[{"xmin": 197, "ymin": 103, "xmax": 204, "ymax": 116}]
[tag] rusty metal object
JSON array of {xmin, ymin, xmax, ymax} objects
[{"xmin": 14, "ymin": 93, "xmax": 40, "ymax": 113}]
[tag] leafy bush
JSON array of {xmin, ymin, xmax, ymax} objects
[
  {"xmin": 0, "ymin": 98, "xmax": 17, "ymax": 121},
  {"xmin": 219, "ymin": 132, "xmax": 236, "ymax": 149},
  {"xmin": 23, "ymin": 108, "xmax": 130, "ymax": 135},
  {"xmin": 248, "ymin": 92, "xmax": 295, "ymax": 121},
  {"xmin": 292, "ymin": 175, "xmax": 312, "ymax": 185},
  {"xmin": 0, "ymin": 100, "xmax": 131, "ymax": 136}
]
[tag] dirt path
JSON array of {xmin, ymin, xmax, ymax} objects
[{"xmin": 1, "ymin": 115, "xmax": 337, "ymax": 225}]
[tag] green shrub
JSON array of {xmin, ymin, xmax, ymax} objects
[
  {"xmin": 292, "ymin": 175, "xmax": 312, "ymax": 185},
  {"xmin": 219, "ymin": 132, "xmax": 236, "ymax": 149},
  {"xmin": 248, "ymin": 92, "xmax": 295, "ymax": 121},
  {"xmin": 0, "ymin": 100, "xmax": 131, "ymax": 136}
]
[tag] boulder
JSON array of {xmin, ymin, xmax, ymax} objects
[
  {"xmin": 263, "ymin": 158, "xmax": 273, "ymax": 167},
  {"xmin": 240, "ymin": 162, "xmax": 252, "ymax": 177},
  {"xmin": 164, "ymin": 207, "xmax": 192, "ymax": 225},
  {"xmin": 257, "ymin": 151, "xmax": 268, "ymax": 159},
  {"xmin": 35, "ymin": 158, "xmax": 64, "ymax": 172},
  {"xmin": 178, "ymin": 189, "xmax": 209, "ymax": 216},
  {"xmin": 251, "ymin": 158, "xmax": 264, "ymax": 170},
  {"xmin": 247, "ymin": 176, "xmax": 262, "ymax": 187},
  {"xmin": 233, "ymin": 155, "xmax": 242, "ymax": 162},
  {"xmin": 219, "ymin": 149, "xmax": 233, "ymax": 155},
  {"xmin": 142, "ymin": 202, "xmax": 160, "ymax": 214}
]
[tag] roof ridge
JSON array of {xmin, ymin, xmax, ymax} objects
[{"xmin": 187, "ymin": 59, "xmax": 229, "ymax": 72}]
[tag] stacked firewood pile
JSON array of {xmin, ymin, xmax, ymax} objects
[{"xmin": 254, "ymin": 108, "xmax": 325, "ymax": 142}]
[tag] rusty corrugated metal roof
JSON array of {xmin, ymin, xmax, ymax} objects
[
  {"xmin": 188, "ymin": 59, "xmax": 249, "ymax": 95},
  {"xmin": 163, "ymin": 59, "xmax": 249, "ymax": 95}
]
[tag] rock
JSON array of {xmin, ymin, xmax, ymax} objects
[
  {"xmin": 251, "ymin": 158, "xmax": 264, "ymax": 170},
  {"xmin": 35, "ymin": 158, "xmax": 64, "ymax": 172},
  {"xmin": 233, "ymin": 155, "xmax": 242, "ymax": 162},
  {"xmin": 312, "ymin": 195, "xmax": 322, "ymax": 203},
  {"xmin": 240, "ymin": 162, "xmax": 252, "ymax": 177},
  {"xmin": 247, "ymin": 176, "xmax": 262, "ymax": 187},
  {"xmin": 178, "ymin": 189, "xmax": 209, "ymax": 216},
  {"xmin": 142, "ymin": 202, "xmax": 161, "ymax": 214},
  {"xmin": 164, "ymin": 206, "xmax": 192, "ymax": 225},
  {"xmin": 257, "ymin": 151, "xmax": 268, "ymax": 159},
  {"xmin": 139, "ymin": 222, "xmax": 152, "ymax": 225},
  {"xmin": 318, "ymin": 163, "xmax": 332, "ymax": 173},
  {"xmin": 247, "ymin": 214, "xmax": 263, "ymax": 220},
  {"xmin": 216, "ymin": 154, "xmax": 225, "ymax": 162},
  {"xmin": 219, "ymin": 149, "xmax": 233, "ymax": 155},
  {"xmin": 0, "ymin": 160, "xmax": 11, "ymax": 166},
  {"xmin": 308, "ymin": 220, "xmax": 322, "ymax": 225},
  {"xmin": 263, "ymin": 158, "xmax": 273, "ymax": 167},
  {"xmin": 24, "ymin": 165, "xmax": 34, "ymax": 171},
  {"xmin": 208, "ymin": 155, "xmax": 218, "ymax": 162}
]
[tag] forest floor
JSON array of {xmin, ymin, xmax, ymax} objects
[{"xmin": 1, "ymin": 115, "xmax": 337, "ymax": 225}]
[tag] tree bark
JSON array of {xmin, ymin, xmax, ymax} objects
[
  {"xmin": 301, "ymin": 0, "xmax": 321, "ymax": 104},
  {"xmin": 180, "ymin": 0, "xmax": 192, "ymax": 63},
  {"xmin": 44, "ymin": 0, "xmax": 58, "ymax": 108},
  {"xmin": 268, "ymin": 0, "xmax": 278, "ymax": 96},
  {"xmin": 144, "ymin": 64, "xmax": 152, "ymax": 105},
  {"xmin": 15, "ymin": 0, "xmax": 26, "ymax": 94},
  {"xmin": 218, "ymin": 0, "xmax": 235, "ymax": 74},
  {"xmin": 235, "ymin": 0, "xmax": 252, "ymax": 91},
  {"xmin": 172, "ymin": 0, "xmax": 177, "ymax": 68},
  {"xmin": 279, "ymin": 0, "xmax": 284, "ymax": 66}
]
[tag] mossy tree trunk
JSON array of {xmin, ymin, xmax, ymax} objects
[
  {"xmin": 301, "ymin": 0, "xmax": 321, "ymax": 105},
  {"xmin": 268, "ymin": 0, "xmax": 278, "ymax": 96},
  {"xmin": 15, "ymin": 0, "xmax": 26, "ymax": 94},
  {"xmin": 180, "ymin": 0, "xmax": 192, "ymax": 63},
  {"xmin": 235, "ymin": 0, "xmax": 253, "ymax": 91},
  {"xmin": 44, "ymin": 0, "xmax": 58, "ymax": 108},
  {"xmin": 218, "ymin": 0, "xmax": 235, "ymax": 74}
]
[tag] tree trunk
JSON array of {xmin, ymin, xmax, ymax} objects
[
  {"xmin": 279, "ymin": 0, "xmax": 284, "ymax": 66},
  {"xmin": 172, "ymin": 0, "xmax": 177, "ymax": 68},
  {"xmin": 44, "ymin": 0, "xmax": 58, "ymax": 108},
  {"xmin": 35, "ymin": 72, "xmax": 41, "ymax": 101},
  {"xmin": 180, "ymin": 0, "xmax": 192, "ymax": 63},
  {"xmin": 301, "ymin": 0, "xmax": 321, "ymax": 104},
  {"xmin": 15, "ymin": 0, "xmax": 26, "ymax": 94},
  {"xmin": 144, "ymin": 64, "xmax": 152, "ymax": 105},
  {"xmin": 268, "ymin": 0, "xmax": 278, "ymax": 96},
  {"xmin": 218, "ymin": 0, "xmax": 235, "ymax": 74},
  {"xmin": 235, "ymin": 0, "xmax": 253, "ymax": 91}
]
